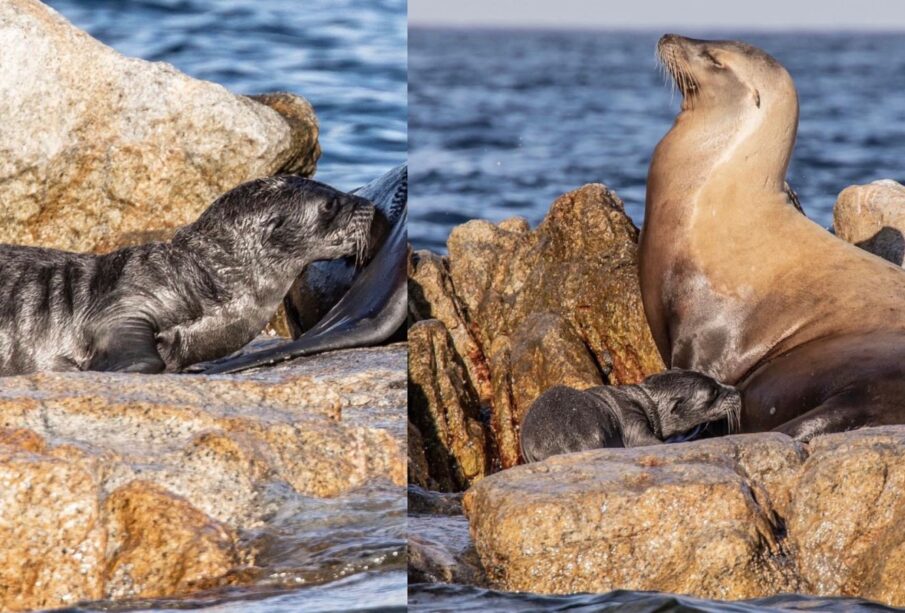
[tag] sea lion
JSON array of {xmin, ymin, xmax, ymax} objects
[
  {"xmin": 519, "ymin": 370, "xmax": 741, "ymax": 462},
  {"xmin": 0, "ymin": 176, "xmax": 381, "ymax": 375},
  {"xmin": 641, "ymin": 34, "xmax": 905, "ymax": 441},
  {"xmin": 197, "ymin": 165, "xmax": 408, "ymax": 374}
]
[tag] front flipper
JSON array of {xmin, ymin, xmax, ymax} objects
[
  {"xmin": 773, "ymin": 391, "xmax": 870, "ymax": 442},
  {"xmin": 88, "ymin": 318, "xmax": 166, "ymax": 374},
  {"xmin": 199, "ymin": 208, "xmax": 407, "ymax": 375}
]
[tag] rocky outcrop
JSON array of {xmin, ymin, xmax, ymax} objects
[
  {"xmin": 463, "ymin": 434, "xmax": 803, "ymax": 599},
  {"xmin": 0, "ymin": 0, "xmax": 319, "ymax": 253},
  {"xmin": 462, "ymin": 426, "xmax": 905, "ymax": 607},
  {"xmin": 0, "ymin": 343, "xmax": 405, "ymax": 612},
  {"xmin": 408, "ymin": 184, "xmax": 664, "ymax": 475},
  {"xmin": 834, "ymin": 180, "xmax": 905, "ymax": 265},
  {"xmin": 789, "ymin": 428, "xmax": 905, "ymax": 604},
  {"xmin": 408, "ymin": 320, "xmax": 490, "ymax": 491}
]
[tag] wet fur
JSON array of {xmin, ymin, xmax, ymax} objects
[
  {"xmin": 0, "ymin": 177, "xmax": 376, "ymax": 375},
  {"xmin": 520, "ymin": 370, "xmax": 741, "ymax": 463}
]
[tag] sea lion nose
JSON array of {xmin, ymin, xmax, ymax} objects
[{"xmin": 658, "ymin": 33, "xmax": 695, "ymax": 54}]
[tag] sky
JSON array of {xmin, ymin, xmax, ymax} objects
[{"xmin": 409, "ymin": 0, "xmax": 905, "ymax": 31}]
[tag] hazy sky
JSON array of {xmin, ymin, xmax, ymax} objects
[{"xmin": 409, "ymin": 0, "xmax": 905, "ymax": 30}]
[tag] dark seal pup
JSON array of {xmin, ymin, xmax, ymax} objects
[
  {"xmin": 641, "ymin": 34, "xmax": 905, "ymax": 441},
  {"xmin": 0, "ymin": 177, "xmax": 380, "ymax": 376},
  {"xmin": 198, "ymin": 165, "xmax": 408, "ymax": 374},
  {"xmin": 520, "ymin": 370, "xmax": 741, "ymax": 463}
]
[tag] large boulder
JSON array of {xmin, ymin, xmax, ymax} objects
[
  {"xmin": 0, "ymin": 0, "xmax": 319, "ymax": 253},
  {"xmin": 462, "ymin": 426, "xmax": 905, "ymax": 607},
  {"xmin": 0, "ymin": 343, "xmax": 405, "ymax": 612},
  {"xmin": 463, "ymin": 434, "xmax": 805, "ymax": 598},
  {"xmin": 834, "ymin": 180, "xmax": 905, "ymax": 265},
  {"xmin": 408, "ymin": 184, "xmax": 665, "ymax": 473},
  {"xmin": 790, "ymin": 427, "xmax": 905, "ymax": 604}
]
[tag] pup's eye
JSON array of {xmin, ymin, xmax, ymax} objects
[
  {"xmin": 264, "ymin": 215, "xmax": 286, "ymax": 239},
  {"xmin": 671, "ymin": 397, "xmax": 685, "ymax": 413},
  {"xmin": 702, "ymin": 50, "xmax": 723, "ymax": 68},
  {"xmin": 320, "ymin": 198, "xmax": 340, "ymax": 215}
]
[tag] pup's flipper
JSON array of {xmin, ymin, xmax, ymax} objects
[{"xmin": 88, "ymin": 318, "xmax": 166, "ymax": 374}]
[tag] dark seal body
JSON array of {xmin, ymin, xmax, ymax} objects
[
  {"xmin": 520, "ymin": 370, "xmax": 741, "ymax": 462},
  {"xmin": 0, "ymin": 176, "xmax": 379, "ymax": 376},
  {"xmin": 641, "ymin": 34, "xmax": 905, "ymax": 440}
]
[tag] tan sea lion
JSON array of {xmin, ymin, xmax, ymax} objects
[{"xmin": 640, "ymin": 34, "xmax": 905, "ymax": 441}]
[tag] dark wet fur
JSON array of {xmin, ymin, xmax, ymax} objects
[
  {"xmin": 197, "ymin": 165, "xmax": 408, "ymax": 375},
  {"xmin": 0, "ymin": 176, "xmax": 376, "ymax": 376},
  {"xmin": 520, "ymin": 369, "xmax": 741, "ymax": 463}
]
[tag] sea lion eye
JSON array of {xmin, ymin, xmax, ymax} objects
[
  {"xmin": 702, "ymin": 50, "xmax": 723, "ymax": 68},
  {"xmin": 320, "ymin": 198, "xmax": 340, "ymax": 216},
  {"xmin": 264, "ymin": 215, "xmax": 286, "ymax": 241}
]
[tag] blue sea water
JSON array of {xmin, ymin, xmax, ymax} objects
[
  {"xmin": 41, "ymin": 2, "xmax": 406, "ymax": 612},
  {"xmin": 409, "ymin": 28, "xmax": 905, "ymax": 251}
]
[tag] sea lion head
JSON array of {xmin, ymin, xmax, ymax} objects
[
  {"xmin": 657, "ymin": 34, "xmax": 796, "ymax": 118},
  {"xmin": 641, "ymin": 369, "xmax": 742, "ymax": 437},
  {"xmin": 186, "ymin": 176, "xmax": 387, "ymax": 270}
]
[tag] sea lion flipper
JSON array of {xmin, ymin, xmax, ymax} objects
[{"xmin": 88, "ymin": 318, "xmax": 166, "ymax": 374}]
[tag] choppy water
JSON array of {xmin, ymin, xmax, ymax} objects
[
  {"xmin": 47, "ymin": 0, "xmax": 407, "ymax": 193},
  {"xmin": 55, "ymin": 481, "xmax": 406, "ymax": 613},
  {"xmin": 409, "ymin": 28, "xmax": 905, "ymax": 251},
  {"xmin": 41, "ymin": 1, "xmax": 406, "ymax": 611},
  {"xmin": 408, "ymin": 584, "xmax": 902, "ymax": 612}
]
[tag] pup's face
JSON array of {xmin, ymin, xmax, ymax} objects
[
  {"xmin": 196, "ymin": 176, "xmax": 384, "ymax": 269},
  {"xmin": 643, "ymin": 369, "xmax": 742, "ymax": 437}
]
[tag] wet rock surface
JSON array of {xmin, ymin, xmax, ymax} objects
[
  {"xmin": 459, "ymin": 427, "xmax": 905, "ymax": 607},
  {"xmin": 834, "ymin": 180, "xmax": 905, "ymax": 265},
  {"xmin": 0, "ymin": 342, "xmax": 405, "ymax": 612},
  {"xmin": 407, "ymin": 486, "xmax": 487, "ymax": 587},
  {"xmin": 0, "ymin": 0, "xmax": 319, "ymax": 253},
  {"xmin": 408, "ymin": 184, "xmax": 664, "ymax": 477}
]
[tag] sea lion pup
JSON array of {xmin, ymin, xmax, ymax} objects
[
  {"xmin": 198, "ymin": 165, "xmax": 408, "ymax": 374},
  {"xmin": 520, "ymin": 370, "xmax": 741, "ymax": 463},
  {"xmin": 641, "ymin": 35, "xmax": 905, "ymax": 441},
  {"xmin": 0, "ymin": 177, "xmax": 382, "ymax": 376}
]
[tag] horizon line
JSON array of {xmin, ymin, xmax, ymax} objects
[{"xmin": 408, "ymin": 22, "xmax": 905, "ymax": 34}]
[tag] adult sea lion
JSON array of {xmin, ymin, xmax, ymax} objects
[
  {"xmin": 520, "ymin": 370, "xmax": 741, "ymax": 462},
  {"xmin": 0, "ymin": 177, "xmax": 381, "ymax": 375},
  {"xmin": 641, "ymin": 34, "xmax": 905, "ymax": 440}
]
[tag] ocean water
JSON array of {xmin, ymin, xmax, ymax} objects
[
  {"xmin": 40, "ymin": 1, "xmax": 406, "ymax": 611},
  {"xmin": 409, "ymin": 28, "xmax": 905, "ymax": 251},
  {"xmin": 47, "ymin": 0, "xmax": 407, "ymax": 193},
  {"xmin": 408, "ymin": 584, "xmax": 902, "ymax": 612}
]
